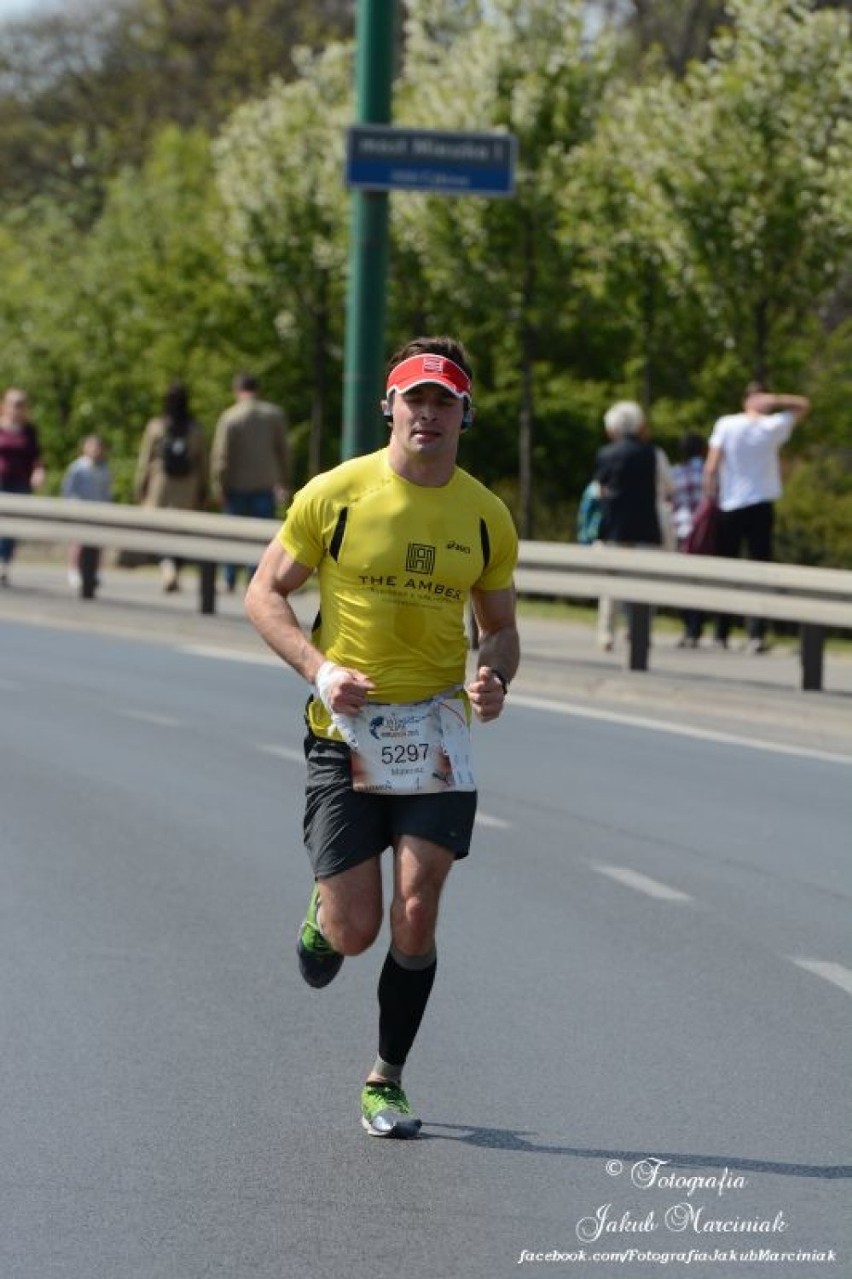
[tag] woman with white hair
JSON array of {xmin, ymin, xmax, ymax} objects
[
  {"xmin": 603, "ymin": 400, "xmax": 645, "ymax": 440},
  {"xmin": 594, "ymin": 400, "xmax": 664, "ymax": 651}
]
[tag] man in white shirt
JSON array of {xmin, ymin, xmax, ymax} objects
[{"xmin": 704, "ymin": 383, "xmax": 809, "ymax": 652}]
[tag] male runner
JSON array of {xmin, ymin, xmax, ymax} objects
[{"xmin": 245, "ymin": 335, "xmax": 519, "ymax": 1137}]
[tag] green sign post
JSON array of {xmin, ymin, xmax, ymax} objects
[{"xmin": 341, "ymin": 0, "xmax": 397, "ymax": 460}]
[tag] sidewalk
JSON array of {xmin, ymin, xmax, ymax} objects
[{"xmin": 3, "ymin": 559, "xmax": 850, "ymax": 758}]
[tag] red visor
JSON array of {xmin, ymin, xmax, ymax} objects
[{"xmin": 386, "ymin": 354, "xmax": 472, "ymax": 400}]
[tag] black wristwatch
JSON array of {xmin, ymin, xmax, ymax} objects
[{"xmin": 491, "ymin": 668, "xmax": 509, "ymax": 696}]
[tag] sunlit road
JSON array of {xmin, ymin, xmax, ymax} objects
[{"xmin": 1, "ymin": 619, "xmax": 849, "ymax": 1279}]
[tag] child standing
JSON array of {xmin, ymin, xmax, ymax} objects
[{"xmin": 62, "ymin": 435, "xmax": 112, "ymax": 596}]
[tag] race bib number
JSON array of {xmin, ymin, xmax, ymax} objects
[{"xmin": 347, "ymin": 693, "xmax": 475, "ymax": 795}]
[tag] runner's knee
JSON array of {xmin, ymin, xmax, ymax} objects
[
  {"xmin": 342, "ymin": 918, "xmax": 382, "ymax": 955},
  {"xmin": 390, "ymin": 890, "xmax": 439, "ymax": 953},
  {"xmin": 323, "ymin": 902, "xmax": 382, "ymax": 956}
]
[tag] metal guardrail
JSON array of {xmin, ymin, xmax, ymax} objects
[
  {"xmin": 2, "ymin": 493, "xmax": 852, "ymax": 691},
  {"xmin": 0, "ymin": 495, "xmax": 274, "ymax": 614}
]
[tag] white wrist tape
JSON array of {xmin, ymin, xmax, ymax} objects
[
  {"xmin": 313, "ymin": 660, "xmax": 359, "ymax": 749},
  {"xmin": 314, "ymin": 660, "xmax": 341, "ymax": 713}
]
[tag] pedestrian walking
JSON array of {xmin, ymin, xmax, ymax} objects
[
  {"xmin": 245, "ymin": 335, "xmax": 519, "ymax": 1139},
  {"xmin": 594, "ymin": 400, "xmax": 662, "ymax": 650},
  {"xmin": 61, "ymin": 434, "xmax": 112, "ymax": 596},
  {"xmin": 210, "ymin": 372, "xmax": 289, "ymax": 592},
  {"xmin": 134, "ymin": 381, "xmax": 207, "ymax": 592},
  {"xmin": 0, "ymin": 387, "xmax": 45, "ymax": 586},
  {"xmin": 704, "ymin": 383, "xmax": 809, "ymax": 652}
]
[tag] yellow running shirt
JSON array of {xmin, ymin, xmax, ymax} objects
[{"xmin": 278, "ymin": 448, "xmax": 518, "ymax": 738}]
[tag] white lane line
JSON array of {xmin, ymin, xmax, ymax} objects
[
  {"xmin": 593, "ymin": 864, "xmax": 693, "ymax": 902},
  {"xmin": 511, "ymin": 693, "xmax": 852, "ymax": 767},
  {"xmin": 258, "ymin": 743, "xmax": 305, "ymax": 765},
  {"xmin": 118, "ymin": 709, "xmax": 182, "ymax": 728},
  {"xmin": 180, "ymin": 644, "xmax": 277, "ymax": 666},
  {"xmin": 476, "ymin": 812, "xmax": 511, "ymax": 829},
  {"xmin": 790, "ymin": 958, "xmax": 852, "ymax": 998},
  {"xmin": 178, "ymin": 652, "xmax": 850, "ymax": 766}
]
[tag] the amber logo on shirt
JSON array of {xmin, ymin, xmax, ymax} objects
[{"xmin": 406, "ymin": 543, "xmax": 436, "ymax": 575}]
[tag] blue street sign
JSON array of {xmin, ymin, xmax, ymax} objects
[{"xmin": 346, "ymin": 125, "xmax": 517, "ymax": 198}]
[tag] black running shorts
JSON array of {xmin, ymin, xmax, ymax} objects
[{"xmin": 303, "ymin": 732, "xmax": 478, "ymax": 879}]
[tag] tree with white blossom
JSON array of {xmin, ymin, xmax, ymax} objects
[
  {"xmin": 393, "ymin": 0, "xmax": 613, "ymax": 534},
  {"xmin": 574, "ymin": 0, "xmax": 852, "ymax": 391}
]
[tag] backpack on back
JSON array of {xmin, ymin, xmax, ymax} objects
[{"xmin": 160, "ymin": 425, "xmax": 192, "ymax": 479}]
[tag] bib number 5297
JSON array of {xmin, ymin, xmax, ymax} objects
[{"xmin": 380, "ymin": 742, "xmax": 430, "ymax": 765}]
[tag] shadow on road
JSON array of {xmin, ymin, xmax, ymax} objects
[{"xmin": 422, "ymin": 1125, "xmax": 852, "ymax": 1180}]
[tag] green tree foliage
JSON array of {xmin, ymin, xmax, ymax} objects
[
  {"xmin": 393, "ymin": 0, "xmax": 613, "ymax": 535},
  {"xmin": 591, "ymin": 0, "xmax": 852, "ymax": 74},
  {"xmin": 78, "ymin": 127, "xmax": 258, "ymax": 495},
  {"xmin": 568, "ymin": 0, "xmax": 852, "ymax": 461},
  {"xmin": 0, "ymin": 0, "xmax": 354, "ymax": 216},
  {"xmin": 214, "ymin": 43, "xmax": 354, "ymax": 481},
  {"xmin": 0, "ymin": 7, "xmax": 121, "ymax": 221},
  {"xmin": 634, "ymin": 0, "xmax": 852, "ymax": 386},
  {"xmin": 0, "ymin": 128, "xmax": 253, "ymax": 498},
  {"xmin": 589, "ymin": 0, "xmax": 728, "ymax": 74},
  {"xmin": 777, "ymin": 452, "xmax": 852, "ymax": 568}
]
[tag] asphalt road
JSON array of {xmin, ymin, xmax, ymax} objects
[{"xmin": 1, "ymin": 619, "xmax": 850, "ymax": 1279}]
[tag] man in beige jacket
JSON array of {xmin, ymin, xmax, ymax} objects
[{"xmin": 210, "ymin": 372, "xmax": 290, "ymax": 591}]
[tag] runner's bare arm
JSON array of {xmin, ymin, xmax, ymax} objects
[
  {"xmin": 244, "ymin": 539, "xmax": 375, "ymax": 710},
  {"xmin": 467, "ymin": 585, "xmax": 520, "ymax": 722}
]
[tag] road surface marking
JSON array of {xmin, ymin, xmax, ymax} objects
[
  {"xmin": 593, "ymin": 864, "xmax": 692, "ymax": 902},
  {"xmin": 118, "ymin": 709, "xmax": 182, "ymax": 728},
  {"xmin": 476, "ymin": 812, "xmax": 511, "ymax": 829},
  {"xmin": 790, "ymin": 958, "xmax": 852, "ymax": 998},
  {"xmin": 180, "ymin": 644, "xmax": 277, "ymax": 666},
  {"xmin": 177, "ymin": 664, "xmax": 851, "ymax": 766},
  {"xmin": 258, "ymin": 743, "xmax": 305, "ymax": 765},
  {"xmin": 511, "ymin": 694, "xmax": 852, "ymax": 767}
]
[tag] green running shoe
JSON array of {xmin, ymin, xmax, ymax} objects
[
  {"xmin": 297, "ymin": 883, "xmax": 343, "ymax": 989},
  {"xmin": 360, "ymin": 1080, "xmax": 422, "ymax": 1138}
]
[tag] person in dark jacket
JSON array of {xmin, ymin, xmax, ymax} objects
[
  {"xmin": 0, "ymin": 387, "xmax": 45, "ymax": 586},
  {"xmin": 594, "ymin": 400, "xmax": 661, "ymax": 650}
]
